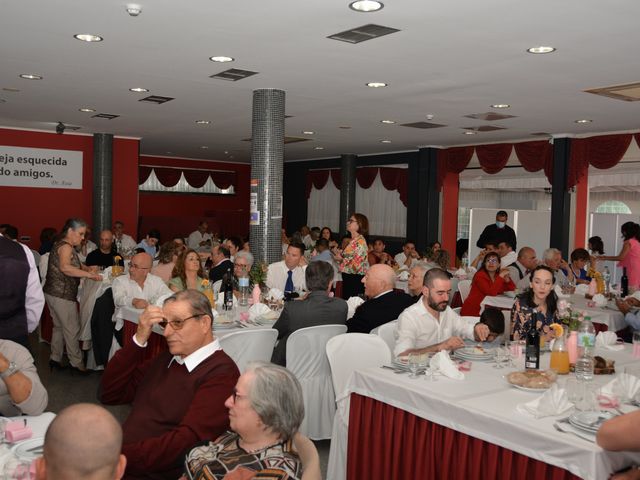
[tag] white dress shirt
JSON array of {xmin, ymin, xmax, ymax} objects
[
  {"xmin": 133, "ymin": 335, "xmax": 222, "ymax": 373},
  {"xmin": 112, "ymin": 272, "xmax": 173, "ymax": 308},
  {"xmin": 187, "ymin": 230, "xmax": 213, "ymax": 251},
  {"xmin": 394, "ymin": 301, "xmax": 475, "ymax": 356},
  {"xmin": 394, "ymin": 252, "xmax": 419, "ymax": 269},
  {"xmin": 116, "ymin": 233, "xmax": 137, "ymax": 253},
  {"xmin": 500, "ymin": 250, "xmax": 518, "ymax": 268},
  {"xmin": 266, "ymin": 261, "xmax": 307, "ymax": 291}
]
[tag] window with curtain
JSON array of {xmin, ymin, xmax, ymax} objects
[{"xmin": 595, "ymin": 200, "xmax": 632, "ymax": 214}]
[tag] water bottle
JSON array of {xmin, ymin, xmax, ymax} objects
[
  {"xmin": 238, "ymin": 275, "xmax": 250, "ymax": 306},
  {"xmin": 575, "ymin": 316, "xmax": 595, "ymax": 381},
  {"xmin": 602, "ymin": 266, "xmax": 611, "ymax": 294}
]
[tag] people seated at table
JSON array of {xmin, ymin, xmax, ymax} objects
[
  {"xmin": 150, "ymin": 241, "xmax": 180, "ymax": 283},
  {"xmin": 429, "ymin": 240, "xmax": 441, "ymax": 253},
  {"xmin": 321, "ymin": 226, "xmax": 333, "ymax": 242},
  {"xmin": 85, "ymin": 229, "xmax": 121, "ymax": 268},
  {"xmin": 431, "ymin": 249, "xmax": 451, "ymax": 271},
  {"xmin": 470, "ymin": 241, "xmax": 499, "ymax": 270},
  {"xmin": 183, "ymin": 361, "xmax": 304, "ymax": 479},
  {"xmin": 187, "ymin": 220, "xmax": 213, "ymax": 252},
  {"xmin": 225, "ymin": 236, "xmax": 243, "ymax": 262},
  {"xmin": 266, "ymin": 242, "xmax": 307, "ymax": 294},
  {"xmin": 0, "ymin": 339, "xmax": 47, "ymax": 416},
  {"xmin": 407, "ymin": 263, "xmax": 429, "ymax": 298},
  {"xmin": 511, "ymin": 265, "xmax": 559, "ymax": 342},
  {"xmin": 367, "ymin": 238, "xmax": 396, "ymax": 267},
  {"xmin": 475, "ymin": 210, "xmax": 517, "ymax": 251},
  {"xmin": 300, "ymin": 224, "xmax": 315, "ymax": 250},
  {"xmin": 347, "ymin": 264, "xmax": 414, "ymax": 334},
  {"xmin": 169, "ymin": 249, "xmax": 207, "ymax": 292},
  {"xmin": 506, "ymin": 246, "xmax": 538, "ymax": 290},
  {"xmin": 310, "ymin": 238, "xmax": 333, "ymax": 264},
  {"xmin": 394, "ymin": 240, "xmax": 420, "ymax": 269},
  {"xmin": 100, "ymin": 290, "xmax": 239, "ymax": 480},
  {"xmin": 566, "ymin": 248, "xmax": 593, "ymax": 285},
  {"xmin": 335, "ymin": 213, "xmax": 369, "ymax": 299},
  {"xmin": 597, "ymin": 410, "xmax": 640, "ymax": 480},
  {"xmin": 614, "ymin": 295, "xmax": 640, "ymax": 330},
  {"xmin": 39, "ymin": 227, "xmax": 56, "ymax": 255},
  {"xmin": 76, "ymin": 226, "xmax": 98, "ymax": 263},
  {"xmin": 542, "ymin": 247, "xmax": 570, "ymax": 285},
  {"xmin": 395, "ymin": 268, "xmax": 490, "ymax": 356},
  {"xmin": 112, "ymin": 252, "xmax": 172, "ymax": 310},
  {"xmin": 598, "ymin": 221, "xmax": 640, "ymax": 293},
  {"xmin": 271, "ymin": 261, "xmax": 347, "ymax": 366},
  {"xmin": 477, "ymin": 308, "xmax": 505, "ymax": 345},
  {"xmin": 497, "ymin": 240, "xmax": 517, "ymax": 267},
  {"xmin": 44, "ymin": 218, "xmax": 102, "ymax": 374},
  {"xmin": 460, "ymin": 252, "xmax": 515, "ymax": 317},
  {"xmin": 112, "ymin": 220, "xmax": 137, "ymax": 256},
  {"xmin": 208, "ymin": 243, "xmax": 233, "ymax": 284},
  {"xmin": 232, "ymin": 250, "xmax": 254, "ymax": 291},
  {"xmin": 136, "ymin": 229, "xmax": 161, "ymax": 257}
]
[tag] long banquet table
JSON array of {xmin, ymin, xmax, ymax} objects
[{"xmin": 345, "ymin": 346, "xmax": 640, "ymax": 480}]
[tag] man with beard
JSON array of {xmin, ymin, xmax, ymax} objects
[{"xmin": 394, "ymin": 268, "xmax": 490, "ymax": 357}]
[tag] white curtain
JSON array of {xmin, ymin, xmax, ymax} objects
[
  {"xmin": 307, "ymin": 180, "xmax": 340, "ymax": 231},
  {"xmin": 139, "ymin": 169, "xmax": 235, "ymax": 194}
]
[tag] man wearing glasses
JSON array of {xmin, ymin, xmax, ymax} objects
[
  {"xmin": 100, "ymin": 290, "xmax": 239, "ymax": 480},
  {"xmin": 112, "ymin": 253, "xmax": 173, "ymax": 311}
]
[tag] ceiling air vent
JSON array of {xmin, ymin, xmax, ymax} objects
[
  {"xmin": 92, "ymin": 113, "xmax": 120, "ymax": 120},
  {"xmin": 400, "ymin": 121, "xmax": 446, "ymax": 129},
  {"xmin": 584, "ymin": 81, "xmax": 640, "ymax": 102},
  {"xmin": 464, "ymin": 112, "xmax": 516, "ymax": 121},
  {"xmin": 463, "ymin": 125, "xmax": 506, "ymax": 132},
  {"xmin": 139, "ymin": 95, "xmax": 174, "ymax": 104},
  {"xmin": 210, "ymin": 69, "xmax": 258, "ymax": 81},
  {"xmin": 328, "ymin": 24, "xmax": 400, "ymax": 44}
]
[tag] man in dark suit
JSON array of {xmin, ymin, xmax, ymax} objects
[
  {"xmin": 347, "ymin": 264, "xmax": 414, "ymax": 334},
  {"xmin": 209, "ymin": 244, "xmax": 233, "ymax": 284},
  {"xmin": 271, "ymin": 261, "xmax": 347, "ymax": 366}
]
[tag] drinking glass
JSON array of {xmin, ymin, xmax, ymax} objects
[
  {"xmin": 633, "ymin": 332, "xmax": 640, "ymax": 358},
  {"xmin": 613, "ymin": 374, "xmax": 630, "ymax": 404},
  {"xmin": 493, "ymin": 347, "xmax": 507, "ymax": 369},
  {"xmin": 565, "ymin": 377, "xmax": 581, "ymax": 404},
  {"xmin": 408, "ymin": 353, "xmax": 421, "ymax": 379},
  {"xmin": 575, "ymin": 382, "xmax": 598, "ymax": 411}
]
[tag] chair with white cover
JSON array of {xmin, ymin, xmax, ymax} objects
[
  {"xmin": 458, "ymin": 279, "xmax": 472, "ymax": 303},
  {"xmin": 325, "ymin": 333, "xmax": 391, "ymax": 480},
  {"xmin": 369, "ymin": 319, "xmax": 398, "ymax": 357},
  {"xmin": 286, "ymin": 324, "xmax": 347, "ymax": 440},
  {"xmin": 219, "ymin": 328, "xmax": 278, "ymax": 373},
  {"xmin": 212, "ymin": 279, "xmax": 222, "ymax": 295},
  {"xmin": 39, "ymin": 252, "xmax": 49, "ymax": 285}
]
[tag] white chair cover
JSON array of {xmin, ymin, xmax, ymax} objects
[
  {"xmin": 370, "ymin": 319, "xmax": 398, "ymax": 357},
  {"xmin": 39, "ymin": 252, "xmax": 49, "ymax": 285},
  {"xmin": 212, "ymin": 279, "xmax": 222, "ymax": 295},
  {"xmin": 458, "ymin": 279, "xmax": 472, "ymax": 302},
  {"xmin": 219, "ymin": 328, "xmax": 278, "ymax": 373},
  {"xmin": 286, "ymin": 324, "xmax": 347, "ymax": 440},
  {"xmin": 325, "ymin": 334, "xmax": 391, "ymax": 480}
]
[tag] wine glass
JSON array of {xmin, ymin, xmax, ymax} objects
[
  {"xmin": 493, "ymin": 347, "xmax": 508, "ymax": 369},
  {"xmin": 408, "ymin": 353, "xmax": 421, "ymax": 379}
]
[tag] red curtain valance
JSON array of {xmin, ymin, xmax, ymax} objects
[
  {"xmin": 476, "ymin": 143, "xmax": 513, "ymax": 174},
  {"xmin": 139, "ymin": 166, "xmax": 153, "ymax": 184},
  {"xmin": 513, "ymin": 140, "xmax": 553, "ymax": 183},
  {"xmin": 568, "ymin": 134, "xmax": 633, "ymax": 188},
  {"xmin": 437, "ymin": 147, "xmax": 474, "ymax": 189},
  {"xmin": 139, "ymin": 166, "xmax": 236, "ymax": 190}
]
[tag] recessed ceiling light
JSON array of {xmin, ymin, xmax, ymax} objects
[
  {"xmin": 380, "ymin": 139, "xmax": 392, "ymax": 144},
  {"xmin": 195, "ymin": 120, "xmax": 211, "ymax": 125},
  {"xmin": 349, "ymin": 1, "xmax": 384, "ymax": 12},
  {"xmin": 200, "ymin": 146, "xmax": 209, "ymax": 149},
  {"xmin": 380, "ymin": 120, "xmax": 396, "ymax": 124},
  {"xmin": 19, "ymin": 74, "xmax": 42, "ymax": 80},
  {"xmin": 209, "ymin": 56, "xmax": 234, "ymax": 63},
  {"xmin": 126, "ymin": 4, "xmax": 142, "ymax": 16},
  {"xmin": 129, "ymin": 87, "xmax": 149, "ymax": 93},
  {"xmin": 74, "ymin": 33, "xmax": 103, "ymax": 42},
  {"xmin": 302, "ymin": 130, "xmax": 315, "ymax": 135},
  {"xmin": 79, "ymin": 107, "xmax": 95, "ymax": 112},
  {"xmin": 463, "ymin": 131, "xmax": 477, "ymax": 135},
  {"xmin": 366, "ymin": 82, "xmax": 387, "ymax": 88},
  {"xmin": 575, "ymin": 119, "xmax": 592, "ymax": 124},
  {"xmin": 527, "ymin": 46, "xmax": 556, "ymax": 54},
  {"xmin": 491, "ymin": 104, "xmax": 510, "ymax": 109},
  {"xmin": 224, "ymin": 150, "xmax": 229, "ymax": 154},
  {"xmin": 2, "ymin": 87, "xmax": 20, "ymax": 92},
  {"xmin": 314, "ymin": 146, "xmax": 325, "ymax": 150}
]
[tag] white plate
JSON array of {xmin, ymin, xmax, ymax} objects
[
  {"xmin": 569, "ymin": 411, "xmax": 615, "ymax": 432},
  {"xmin": 454, "ymin": 348, "xmax": 495, "ymax": 360},
  {"xmin": 511, "ymin": 383, "xmax": 550, "ymax": 393},
  {"xmin": 11, "ymin": 437, "xmax": 44, "ymax": 461}
]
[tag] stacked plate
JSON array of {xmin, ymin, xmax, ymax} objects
[
  {"xmin": 453, "ymin": 347, "xmax": 495, "ymax": 362},
  {"xmin": 568, "ymin": 411, "xmax": 616, "ymax": 434}
]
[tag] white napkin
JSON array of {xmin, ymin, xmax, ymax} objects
[
  {"xmin": 516, "ymin": 384, "xmax": 573, "ymax": 418},
  {"xmin": 601, "ymin": 373, "xmax": 640, "ymax": 400},
  {"xmin": 397, "ymin": 270, "xmax": 409, "ymax": 281},
  {"xmin": 430, "ymin": 351, "xmax": 464, "ymax": 380},
  {"xmin": 248, "ymin": 302, "xmax": 271, "ymax": 321},
  {"xmin": 575, "ymin": 284, "xmax": 589, "ymax": 295},
  {"xmin": 592, "ymin": 293, "xmax": 607, "ymax": 308},
  {"xmin": 215, "ymin": 293, "xmax": 238, "ymax": 308},
  {"xmin": 266, "ymin": 288, "xmax": 284, "ymax": 301},
  {"xmin": 453, "ymin": 268, "xmax": 466, "ymax": 277},
  {"xmin": 631, "ymin": 291, "xmax": 640, "ymax": 302},
  {"xmin": 554, "ymin": 284, "xmax": 570, "ymax": 298},
  {"xmin": 595, "ymin": 331, "xmax": 624, "ymax": 351},
  {"xmin": 346, "ymin": 296, "xmax": 365, "ymax": 320}
]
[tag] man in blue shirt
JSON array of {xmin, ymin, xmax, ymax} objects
[{"xmin": 615, "ymin": 296, "xmax": 640, "ymax": 330}]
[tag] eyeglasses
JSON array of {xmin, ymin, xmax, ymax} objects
[
  {"xmin": 158, "ymin": 314, "xmax": 204, "ymax": 330},
  {"xmin": 129, "ymin": 263, "xmax": 151, "ymax": 270},
  {"xmin": 485, "ymin": 258, "xmax": 500, "ymax": 264},
  {"xmin": 234, "ymin": 263, "xmax": 249, "ymax": 270},
  {"xmin": 347, "ymin": 219, "xmax": 356, "ymax": 224}
]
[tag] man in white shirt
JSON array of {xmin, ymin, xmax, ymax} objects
[
  {"xmin": 112, "ymin": 253, "xmax": 172, "ymax": 310},
  {"xmin": 497, "ymin": 241, "xmax": 518, "ymax": 269},
  {"xmin": 394, "ymin": 268, "xmax": 489, "ymax": 357},
  {"xmin": 266, "ymin": 242, "xmax": 307, "ymax": 293},
  {"xmin": 542, "ymin": 248, "xmax": 570, "ymax": 285},
  {"xmin": 507, "ymin": 247, "xmax": 539, "ymax": 290},
  {"xmin": 112, "ymin": 221, "xmax": 137, "ymax": 255},
  {"xmin": 394, "ymin": 240, "xmax": 420, "ymax": 269},
  {"xmin": 187, "ymin": 221, "xmax": 213, "ymax": 252}
]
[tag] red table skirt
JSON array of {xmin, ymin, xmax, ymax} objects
[
  {"xmin": 346, "ymin": 393, "xmax": 580, "ymax": 480},
  {"xmin": 123, "ymin": 320, "xmax": 168, "ymax": 360}
]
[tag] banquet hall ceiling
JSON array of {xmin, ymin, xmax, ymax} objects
[{"xmin": 1, "ymin": 0, "xmax": 640, "ymax": 163}]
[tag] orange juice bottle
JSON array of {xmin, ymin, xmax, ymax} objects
[{"xmin": 550, "ymin": 326, "xmax": 570, "ymax": 374}]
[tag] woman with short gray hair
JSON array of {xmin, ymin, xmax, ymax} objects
[{"xmin": 183, "ymin": 361, "xmax": 304, "ymax": 479}]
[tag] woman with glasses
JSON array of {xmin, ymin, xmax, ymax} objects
[
  {"xmin": 183, "ymin": 361, "xmax": 306, "ymax": 480},
  {"xmin": 334, "ymin": 213, "xmax": 369, "ymax": 299},
  {"xmin": 460, "ymin": 251, "xmax": 515, "ymax": 316},
  {"xmin": 169, "ymin": 249, "xmax": 207, "ymax": 292}
]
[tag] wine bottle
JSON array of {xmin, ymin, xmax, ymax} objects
[
  {"xmin": 223, "ymin": 267, "xmax": 234, "ymax": 311},
  {"xmin": 525, "ymin": 325, "xmax": 540, "ymax": 370},
  {"xmin": 621, "ymin": 267, "xmax": 629, "ymax": 297}
]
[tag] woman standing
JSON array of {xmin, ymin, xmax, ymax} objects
[
  {"xmin": 598, "ymin": 222, "xmax": 640, "ymax": 292},
  {"xmin": 335, "ymin": 213, "xmax": 369, "ymax": 299},
  {"xmin": 169, "ymin": 249, "xmax": 207, "ymax": 292},
  {"xmin": 511, "ymin": 265, "xmax": 559, "ymax": 341},
  {"xmin": 461, "ymin": 251, "xmax": 515, "ymax": 316},
  {"xmin": 43, "ymin": 218, "xmax": 102, "ymax": 373}
]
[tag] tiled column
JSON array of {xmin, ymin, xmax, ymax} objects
[
  {"xmin": 249, "ymin": 89, "xmax": 285, "ymax": 265},
  {"xmin": 92, "ymin": 133, "xmax": 113, "ymax": 234},
  {"xmin": 339, "ymin": 154, "xmax": 357, "ymax": 236}
]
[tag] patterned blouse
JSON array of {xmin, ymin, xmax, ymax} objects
[
  {"xmin": 183, "ymin": 431, "xmax": 302, "ymax": 480},
  {"xmin": 339, "ymin": 235, "xmax": 369, "ymax": 275},
  {"xmin": 510, "ymin": 294, "xmax": 559, "ymax": 341}
]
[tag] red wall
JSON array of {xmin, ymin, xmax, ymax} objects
[
  {"xmin": 0, "ymin": 128, "xmax": 139, "ymax": 248},
  {"xmin": 138, "ymin": 155, "xmax": 250, "ymax": 240}
]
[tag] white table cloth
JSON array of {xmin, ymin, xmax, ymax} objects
[{"xmin": 0, "ymin": 412, "xmax": 55, "ymax": 470}]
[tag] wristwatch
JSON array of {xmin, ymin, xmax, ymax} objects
[{"xmin": 0, "ymin": 361, "xmax": 18, "ymax": 379}]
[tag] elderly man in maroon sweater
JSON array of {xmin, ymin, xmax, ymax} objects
[{"xmin": 100, "ymin": 290, "xmax": 239, "ymax": 480}]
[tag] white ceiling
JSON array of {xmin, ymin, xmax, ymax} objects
[{"xmin": 1, "ymin": 0, "xmax": 639, "ymax": 163}]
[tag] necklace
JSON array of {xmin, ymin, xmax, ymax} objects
[{"xmin": 238, "ymin": 437, "xmax": 282, "ymax": 454}]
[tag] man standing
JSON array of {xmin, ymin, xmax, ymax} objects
[
  {"xmin": 266, "ymin": 242, "xmax": 307, "ymax": 294},
  {"xmin": 347, "ymin": 264, "xmax": 415, "ymax": 333},
  {"xmin": 394, "ymin": 240, "xmax": 420, "ymax": 269},
  {"xmin": 187, "ymin": 221, "xmax": 213, "ymax": 252},
  {"xmin": 476, "ymin": 210, "xmax": 517, "ymax": 251},
  {"xmin": 112, "ymin": 253, "xmax": 172, "ymax": 310},
  {"xmin": 394, "ymin": 268, "xmax": 489, "ymax": 356},
  {"xmin": 208, "ymin": 244, "xmax": 233, "ymax": 284},
  {"xmin": 86, "ymin": 230, "xmax": 122, "ymax": 268},
  {"xmin": 112, "ymin": 221, "xmax": 137, "ymax": 256},
  {"xmin": 100, "ymin": 290, "xmax": 239, "ymax": 479},
  {"xmin": 272, "ymin": 261, "xmax": 347, "ymax": 366},
  {"xmin": 507, "ymin": 247, "xmax": 539, "ymax": 289}
]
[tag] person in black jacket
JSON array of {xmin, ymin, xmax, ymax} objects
[
  {"xmin": 475, "ymin": 210, "xmax": 517, "ymax": 251},
  {"xmin": 209, "ymin": 244, "xmax": 233, "ymax": 284},
  {"xmin": 347, "ymin": 264, "xmax": 414, "ymax": 334}
]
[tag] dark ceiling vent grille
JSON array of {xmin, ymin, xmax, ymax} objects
[
  {"xmin": 210, "ymin": 69, "xmax": 258, "ymax": 81},
  {"xmin": 92, "ymin": 113, "xmax": 120, "ymax": 120},
  {"xmin": 463, "ymin": 125, "xmax": 506, "ymax": 132},
  {"xmin": 400, "ymin": 121, "xmax": 446, "ymax": 129},
  {"xmin": 242, "ymin": 136, "xmax": 311, "ymax": 144},
  {"xmin": 139, "ymin": 95, "xmax": 174, "ymax": 104},
  {"xmin": 464, "ymin": 112, "xmax": 516, "ymax": 121},
  {"xmin": 327, "ymin": 24, "xmax": 400, "ymax": 44}
]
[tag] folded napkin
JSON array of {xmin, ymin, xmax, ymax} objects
[
  {"xmin": 431, "ymin": 351, "xmax": 465, "ymax": 380},
  {"xmin": 346, "ymin": 296, "xmax": 365, "ymax": 320},
  {"xmin": 215, "ymin": 293, "xmax": 238, "ymax": 308},
  {"xmin": 631, "ymin": 290, "xmax": 640, "ymax": 302},
  {"xmin": 595, "ymin": 331, "xmax": 624, "ymax": 351},
  {"xmin": 248, "ymin": 302, "xmax": 271, "ymax": 321},
  {"xmin": 397, "ymin": 270, "xmax": 409, "ymax": 281},
  {"xmin": 575, "ymin": 284, "xmax": 589, "ymax": 295},
  {"xmin": 266, "ymin": 288, "xmax": 284, "ymax": 301},
  {"xmin": 592, "ymin": 293, "xmax": 607, "ymax": 308},
  {"xmin": 453, "ymin": 268, "xmax": 466, "ymax": 277},
  {"xmin": 601, "ymin": 373, "xmax": 640, "ymax": 401},
  {"xmin": 516, "ymin": 384, "xmax": 573, "ymax": 418},
  {"xmin": 554, "ymin": 284, "xmax": 570, "ymax": 298}
]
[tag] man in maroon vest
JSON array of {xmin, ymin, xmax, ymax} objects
[{"xmin": 100, "ymin": 290, "xmax": 239, "ymax": 480}]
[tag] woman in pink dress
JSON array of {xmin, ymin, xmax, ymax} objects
[{"xmin": 599, "ymin": 222, "xmax": 640, "ymax": 292}]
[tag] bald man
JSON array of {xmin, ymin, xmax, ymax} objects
[
  {"xmin": 347, "ymin": 264, "xmax": 414, "ymax": 333},
  {"xmin": 36, "ymin": 403, "xmax": 126, "ymax": 480},
  {"xmin": 507, "ymin": 247, "xmax": 539, "ymax": 290},
  {"xmin": 111, "ymin": 253, "xmax": 172, "ymax": 310},
  {"xmin": 86, "ymin": 230, "xmax": 121, "ymax": 268}
]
